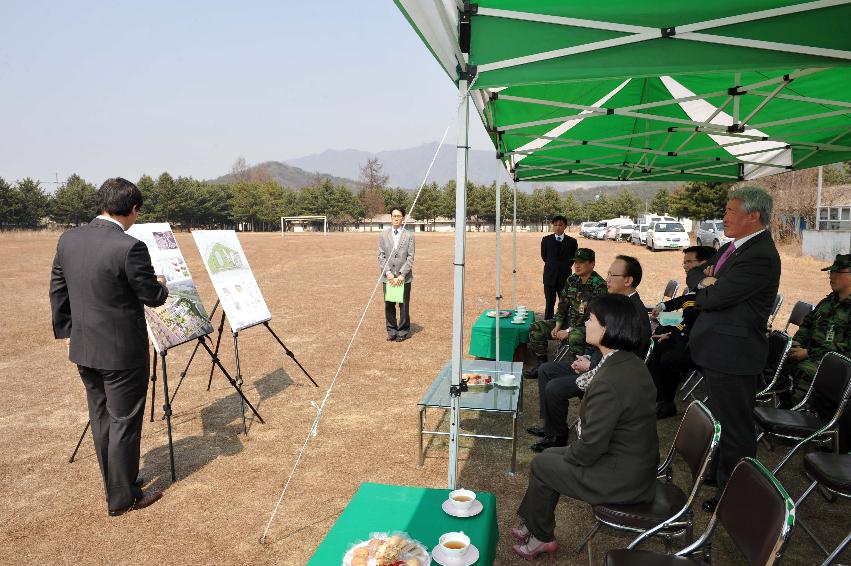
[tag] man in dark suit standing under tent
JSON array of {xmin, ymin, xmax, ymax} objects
[{"xmin": 540, "ymin": 215, "xmax": 577, "ymax": 320}]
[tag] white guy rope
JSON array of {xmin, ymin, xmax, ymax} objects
[{"xmin": 259, "ymin": 77, "xmax": 478, "ymax": 544}]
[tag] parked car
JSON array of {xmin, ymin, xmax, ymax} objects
[
  {"xmin": 696, "ymin": 219, "xmax": 733, "ymax": 250},
  {"xmin": 630, "ymin": 224, "xmax": 649, "ymax": 245},
  {"xmin": 588, "ymin": 225, "xmax": 607, "ymax": 239},
  {"xmin": 646, "ymin": 221, "xmax": 690, "ymax": 251},
  {"xmin": 614, "ymin": 224, "xmax": 635, "ymax": 241},
  {"xmin": 580, "ymin": 222, "xmax": 601, "ymax": 237}
]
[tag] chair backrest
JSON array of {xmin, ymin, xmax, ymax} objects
[
  {"xmin": 760, "ymin": 331, "xmax": 793, "ymax": 390},
  {"xmin": 644, "ymin": 338, "xmax": 655, "ymax": 363},
  {"xmin": 662, "ymin": 279, "xmax": 679, "ymax": 301},
  {"xmin": 785, "ymin": 300, "xmax": 814, "ymax": 331},
  {"xmin": 767, "ymin": 293, "xmax": 783, "ymax": 329},
  {"xmin": 714, "ymin": 458, "xmax": 795, "ymax": 565},
  {"xmin": 672, "ymin": 400, "xmax": 720, "ymax": 484},
  {"xmin": 810, "ymin": 352, "xmax": 851, "ymax": 423}
]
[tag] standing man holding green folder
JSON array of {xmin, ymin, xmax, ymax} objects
[{"xmin": 379, "ymin": 207, "xmax": 415, "ymax": 342}]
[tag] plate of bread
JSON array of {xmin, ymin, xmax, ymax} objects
[{"xmin": 343, "ymin": 532, "xmax": 430, "ymax": 566}]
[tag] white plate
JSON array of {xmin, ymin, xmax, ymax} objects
[
  {"xmin": 431, "ymin": 543, "xmax": 480, "ymax": 566},
  {"xmin": 486, "ymin": 310, "xmax": 512, "ymax": 318},
  {"xmin": 342, "ymin": 538, "xmax": 431, "ymax": 565},
  {"xmin": 441, "ymin": 498, "xmax": 483, "ymax": 518},
  {"xmin": 496, "ymin": 374, "xmax": 519, "ymax": 388}
]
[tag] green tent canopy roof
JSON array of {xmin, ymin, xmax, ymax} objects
[{"xmin": 395, "ymin": 0, "xmax": 851, "ymax": 181}]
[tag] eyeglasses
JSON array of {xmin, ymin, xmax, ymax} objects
[
  {"xmin": 606, "ymin": 272, "xmax": 628, "ymax": 279},
  {"xmin": 391, "ymin": 214, "xmax": 404, "ymax": 218}
]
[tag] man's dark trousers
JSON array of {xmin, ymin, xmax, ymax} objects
[
  {"xmin": 543, "ymin": 274, "xmax": 568, "ymax": 321},
  {"xmin": 79, "ymin": 365, "xmax": 148, "ymax": 512},
  {"xmin": 705, "ymin": 369, "xmax": 759, "ymax": 487},
  {"xmin": 538, "ymin": 362, "xmax": 582, "ymax": 438},
  {"xmin": 384, "ymin": 282, "xmax": 411, "ymax": 339}
]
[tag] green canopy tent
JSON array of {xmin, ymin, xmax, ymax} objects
[{"xmin": 395, "ymin": 0, "xmax": 851, "ymax": 488}]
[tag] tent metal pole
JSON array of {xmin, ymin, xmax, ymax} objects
[
  {"xmin": 494, "ymin": 161, "xmax": 502, "ymax": 369},
  {"xmin": 512, "ymin": 177, "xmax": 517, "ymax": 309},
  {"xmin": 816, "ymin": 166, "xmax": 823, "ymax": 231},
  {"xmin": 448, "ymin": 80, "xmax": 470, "ymax": 490}
]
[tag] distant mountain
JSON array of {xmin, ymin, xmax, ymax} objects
[
  {"xmin": 207, "ymin": 161, "xmax": 359, "ymax": 189},
  {"xmin": 285, "ymin": 143, "xmax": 633, "ymax": 191}
]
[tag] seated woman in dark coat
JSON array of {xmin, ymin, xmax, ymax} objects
[{"xmin": 512, "ymin": 293, "xmax": 659, "ymax": 561}]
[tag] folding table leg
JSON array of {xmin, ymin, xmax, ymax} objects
[
  {"xmin": 510, "ymin": 413, "xmax": 518, "ymax": 476},
  {"xmin": 418, "ymin": 407, "xmax": 425, "ymax": 468}
]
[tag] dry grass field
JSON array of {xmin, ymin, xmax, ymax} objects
[{"xmin": 0, "ymin": 229, "xmax": 846, "ymax": 565}]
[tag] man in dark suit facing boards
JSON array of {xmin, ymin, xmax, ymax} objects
[
  {"xmin": 50, "ymin": 178, "xmax": 169, "ymax": 516},
  {"xmin": 686, "ymin": 186, "xmax": 781, "ymax": 512},
  {"xmin": 540, "ymin": 215, "xmax": 578, "ymax": 320}
]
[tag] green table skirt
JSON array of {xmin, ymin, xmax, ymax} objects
[
  {"xmin": 308, "ymin": 482, "xmax": 499, "ymax": 565},
  {"xmin": 468, "ymin": 309, "xmax": 536, "ymax": 361}
]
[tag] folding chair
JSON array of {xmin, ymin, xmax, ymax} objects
[
  {"xmin": 576, "ymin": 401, "xmax": 720, "ymax": 565},
  {"xmin": 755, "ymin": 331, "xmax": 794, "ymax": 407},
  {"xmin": 773, "ymin": 425, "xmax": 851, "ymax": 564},
  {"xmin": 785, "ymin": 300, "xmax": 815, "ymax": 333},
  {"xmin": 646, "ymin": 279, "xmax": 679, "ymax": 312},
  {"xmin": 605, "ymin": 458, "xmax": 796, "ymax": 566},
  {"xmin": 755, "ymin": 352, "xmax": 851, "ymax": 452},
  {"xmin": 767, "ymin": 292, "xmax": 784, "ymax": 331}
]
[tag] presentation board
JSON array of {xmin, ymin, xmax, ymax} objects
[
  {"xmin": 126, "ymin": 223, "xmax": 214, "ymax": 352},
  {"xmin": 192, "ymin": 230, "xmax": 272, "ymax": 332}
]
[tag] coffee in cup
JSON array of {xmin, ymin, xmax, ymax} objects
[
  {"xmin": 439, "ymin": 531, "xmax": 471, "ymax": 557},
  {"xmin": 448, "ymin": 488, "xmax": 476, "ymax": 512}
]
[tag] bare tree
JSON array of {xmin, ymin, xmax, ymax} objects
[
  {"xmin": 359, "ymin": 157, "xmax": 388, "ymax": 219},
  {"xmin": 231, "ymin": 156, "xmax": 250, "ymax": 181}
]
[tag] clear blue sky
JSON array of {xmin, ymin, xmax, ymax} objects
[{"xmin": 0, "ymin": 1, "xmax": 492, "ymax": 186}]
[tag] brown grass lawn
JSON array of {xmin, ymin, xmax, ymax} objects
[{"xmin": 0, "ymin": 229, "xmax": 845, "ymax": 565}]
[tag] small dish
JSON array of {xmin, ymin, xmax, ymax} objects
[
  {"xmin": 442, "ymin": 498, "xmax": 483, "ymax": 518},
  {"xmin": 431, "ymin": 543, "xmax": 480, "ymax": 566},
  {"xmin": 496, "ymin": 373, "xmax": 519, "ymax": 387}
]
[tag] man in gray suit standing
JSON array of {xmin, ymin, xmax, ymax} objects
[
  {"xmin": 50, "ymin": 178, "xmax": 169, "ymax": 516},
  {"xmin": 687, "ymin": 186, "xmax": 780, "ymax": 512},
  {"xmin": 378, "ymin": 207, "xmax": 415, "ymax": 341}
]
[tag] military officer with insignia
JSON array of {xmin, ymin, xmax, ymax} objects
[{"xmin": 525, "ymin": 248, "xmax": 607, "ymax": 378}]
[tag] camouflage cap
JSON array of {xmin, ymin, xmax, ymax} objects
[
  {"xmin": 821, "ymin": 253, "xmax": 851, "ymax": 272},
  {"xmin": 572, "ymin": 248, "xmax": 595, "ymax": 262}
]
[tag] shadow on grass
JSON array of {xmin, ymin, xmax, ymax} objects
[{"xmin": 141, "ymin": 367, "xmax": 293, "ymax": 489}]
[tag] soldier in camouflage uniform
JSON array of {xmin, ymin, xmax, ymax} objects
[
  {"xmin": 526, "ymin": 248, "xmax": 607, "ymax": 375},
  {"xmin": 786, "ymin": 253, "xmax": 850, "ymax": 450}
]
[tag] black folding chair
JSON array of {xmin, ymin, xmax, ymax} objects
[
  {"xmin": 606, "ymin": 458, "xmax": 796, "ymax": 566},
  {"xmin": 756, "ymin": 331, "xmax": 794, "ymax": 407},
  {"xmin": 767, "ymin": 292, "xmax": 784, "ymax": 331},
  {"xmin": 785, "ymin": 300, "xmax": 815, "ymax": 333}
]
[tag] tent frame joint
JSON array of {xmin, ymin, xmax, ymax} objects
[
  {"xmin": 457, "ymin": 65, "xmax": 478, "ymax": 81},
  {"xmin": 449, "ymin": 382, "xmax": 468, "ymax": 398},
  {"xmin": 660, "ymin": 26, "xmax": 676, "ymax": 38}
]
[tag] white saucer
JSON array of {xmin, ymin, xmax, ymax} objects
[
  {"xmin": 441, "ymin": 498, "xmax": 483, "ymax": 518},
  {"xmin": 431, "ymin": 543, "xmax": 480, "ymax": 566}
]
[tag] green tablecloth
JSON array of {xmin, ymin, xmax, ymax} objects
[
  {"xmin": 308, "ymin": 482, "xmax": 499, "ymax": 565},
  {"xmin": 468, "ymin": 310, "xmax": 536, "ymax": 361}
]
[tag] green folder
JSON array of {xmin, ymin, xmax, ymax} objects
[{"xmin": 384, "ymin": 282, "xmax": 405, "ymax": 303}]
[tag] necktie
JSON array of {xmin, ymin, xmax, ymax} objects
[
  {"xmin": 394, "ymin": 229, "xmax": 399, "ymax": 236},
  {"xmin": 713, "ymin": 242, "xmax": 736, "ymax": 273},
  {"xmin": 556, "ymin": 236, "xmax": 562, "ymax": 242}
]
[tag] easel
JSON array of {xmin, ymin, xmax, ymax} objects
[
  {"xmin": 168, "ymin": 300, "xmax": 318, "ymax": 434},
  {"xmin": 68, "ymin": 328, "xmax": 267, "ymax": 482}
]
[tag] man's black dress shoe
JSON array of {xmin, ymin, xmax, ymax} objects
[
  {"xmin": 387, "ymin": 335, "xmax": 396, "ymax": 341},
  {"xmin": 134, "ymin": 475, "xmax": 145, "ymax": 488},
  {"xmin": 526, "ymin": 425, "xmax": 547, "ymax": 438},
  {"xmin": 702, "ymin": 497, "xmax": 719, "ymax": 513},
  {"xmin": 395, "ymin": 335, "xmax": 408, "ymax": 342},
  {"xmin": 522, "ymin": 366, "xmax": 539, "ymax": 379},
  {"xmin": 108, "ymin": 490, "xmax": 163, "ymax": 517},
  {"xmin": 531, "ymin": 436, "xmax": 567, "ymax": 453}
]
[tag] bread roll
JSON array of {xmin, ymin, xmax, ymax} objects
[
  {"xmin": 406, "ymin": 559, "xmax": 421, "ymax": 566},
  {"xmin": 352, "ymin": 547, "xmax": 369, "ymax": 559},
  {"xmin": 351, "ymin": 557, "xmax": 367, "ymax": 566}
]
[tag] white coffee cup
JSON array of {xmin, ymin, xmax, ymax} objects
[
  {"xmin": 448, "ymin": 489, "xmax": 476, "ymax": 512},
  {"xmin": 439, "ymin": 531, "xmax": 471, "ymax": 557},
  {"xmin": 512, "ymin": 316, "xmax": 524, "ymax": 323},
  {"xmin": 498, "ymin": 373, "xmax": 518, "ymax": 387}
]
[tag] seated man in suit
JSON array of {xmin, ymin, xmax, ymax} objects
[
  {"xmin": 527, "ymin": 255, "xmax": 651, "ymax": 452},
  {"xmin": 648, "ymin": 245, "xmax": 715, "ymax": 419},
  {"xmin": 786, "ymin": 253, "xmax": 850, "ymax": 450}
]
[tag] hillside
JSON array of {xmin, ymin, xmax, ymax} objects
[{"xmin": 207, "ymin": 161, "xmax": 360, "ymax": 189}]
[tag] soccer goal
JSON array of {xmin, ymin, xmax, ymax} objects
[{"xmin": 280, "ymin": 215, "xmax": 327, "ymax": 236}]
